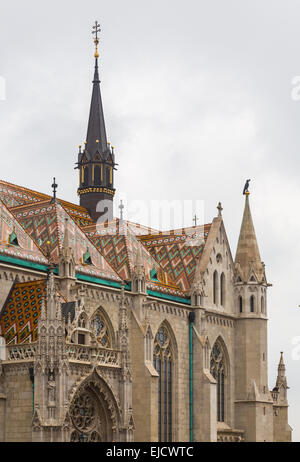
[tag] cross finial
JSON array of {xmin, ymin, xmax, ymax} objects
[
  {"xmin": 92, "ymin": 21, "xmax": 101, "ymax": 58},
  {"xmin": 193, "ymin": 214, "xmax": 198, "ymax": 226},
  {"xmin": 51, "ymin": 177, "xmax": 58, "ymax": 202},
  {"xmin": 119, "ymin": 200, "xmax": 124, "ymax": 221},
  {"xmin": 217, "ymin": 202, "xmax": 223, "ymax": 217}
]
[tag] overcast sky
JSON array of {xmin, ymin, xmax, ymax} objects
[{"xmin": 1, "ymin": 0, "xmax": 300, "ymax": 441}]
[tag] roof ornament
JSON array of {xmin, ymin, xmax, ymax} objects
[
  {"xmin": 217, "ymin": 202, "xmax": 223, "ymax": 217},
  {"xmin": 51, "ymin": 177, "xmax": 58, "ymax": 203},
  {"xmin": 83, "ymin": 247, "xmax": 92, "ymax": 265},
  {"xmin": 193, "ymin": 214, "xmax": 198, "ymax": 226},
  {"xmin": 119, "ymin": 200, "xmax": 124, "ymax": 221},
  {"xmin": 8, "ymin": 227, "xmax": 19, "ymax": 246},
  {"xmin": 92, "ymin": 20, "xmax": 101, "ymax": 59},
  {"xmin": 243, "ymin": 179, "xmax": 251, "ymax": 195}
]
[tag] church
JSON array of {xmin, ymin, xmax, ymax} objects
[{"xmin": 0, "ymin": 23, "xmax": 292, "ymax": 442}]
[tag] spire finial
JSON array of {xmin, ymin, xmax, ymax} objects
[
  {"xmin": 92, "ymin": 21, "xmax": 101, "ymax": 59},
  {"xmin": 119, "ymin": 200, "xmax": 124, "ymax": 221},
  {"xmin": 51, "ymin": 177, "xmax": 58, "ymax": 203},
  {"xmin": 217, "ymin": 202, "xmax": 223, "ymax": 217},
  {"xmin": 193, "ymin": 214, "xmax": 198, "ymax": 226}
]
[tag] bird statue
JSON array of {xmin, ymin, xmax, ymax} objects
[{"xmin": 243, "ymin": 179, "xmax": 251, "ymax": 195}]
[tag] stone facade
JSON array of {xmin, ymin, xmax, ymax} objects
[{"xmin": 0, "ymin": 196, "xmax": 292, "ymax": 442}]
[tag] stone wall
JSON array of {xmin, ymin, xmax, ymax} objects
[{"xmin": 3, "ymin": 365, "xmax": 33, "ymax": 441}]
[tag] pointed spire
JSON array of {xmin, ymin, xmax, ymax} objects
[
  {"xmin": 135, "ymin": 244, "xmax": 144, "ymax": 268},
  {"xmin": 235, "ymin": 193, "xmax": 264, "ymax": 282},
  {"xmin": 132, "ymin": 244, "xmax": 146, "ymax": 293},
  {"xmin": 190, "ymin": 256, "xmax": 204, "ymax": 306},
  {"xmin": 276, "ymin": 351, "xmax": 287, "ymax": 388},
  {"xmin": 133, "ymin": 244, "xmax": 146, "ymax": 278},
  {"xmin": 85, "ymin": 22, "xmax": 108, "ymax": 158},
  {"xmin": 77, "ymin": 22, "xmax": 116, "ymax": 223},
  {"xmin": 46, "ymin": 269, "xmax": 57, "ymax": 320}
]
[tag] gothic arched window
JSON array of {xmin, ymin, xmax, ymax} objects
[
  {"xmin": 210, "ymin": 340, "xmax": 226, "ymax": 422},
  {"xmin": 220, "ymin": 273, "xmax": 225, "ymax": 306},
  {"xmin": 239, "ymin": 296, "xmax": 243, "ymax": 313},
  {"xmin": 261, "ymin": 296, "xmax": 264, "ymax": 313},
  {"xmin": 90, "ymin": 311, "xmax": 111, "ymax": 348},
  {"xmin": 250, "ymin": 295, "xmax": 255, "ymax": 313},
  {"xmin": 153, "ymin": 325, "xmax": 173, "ymax": 442},
  {"xmin": 83, "ymin": 167, "xmax": 88, "ymax": 187},
  {"xmin": 106, "ymin": 167, "xmax": 111, "ymax": 186},
  {"xmin": 94, "ymin": 165, "xmax": 101, "ymax": 185},
  {"xmin": 213, "ymin": 270, "xmax": 219, "ymax": 305}
]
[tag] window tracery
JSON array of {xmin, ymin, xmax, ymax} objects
[
  {"xmin": 90, "ymin": 311, "xmax": 111, "ymax": 348},
  {"xmin": 210, "ymin": 341, "xmax": 226, "ymax": 422},
  {"xmin": 153, "ymin": 326, "xmax": 173, "ymax": 442},
  {"xmin": 70, "ymin": 392, "xmax": 102, "ymax": 442}
]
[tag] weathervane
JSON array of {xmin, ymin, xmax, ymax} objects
[{"xmin": 92, "ymin": 20, "xmax": 101, "ymax": 58}]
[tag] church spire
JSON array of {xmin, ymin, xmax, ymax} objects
[
  {"xmin": 85, "ymin": 23, "xmax": 108, "ymax": 157},
  {"xmin": 77, "ymin": 21, "xmax": 116, "ymax": 223},
  {"xmin": 235, "ymin": 191, "xmax": 265, "ymax": 282}
]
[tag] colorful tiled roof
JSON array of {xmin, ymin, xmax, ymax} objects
[
  {"xmin": 0, "ymin": 199, "xmax": 48, "ymax": 266},
  {"xmin": 0, "ymin": 279, "xmax": 46, "ymax": 344},
  {"xmin": 0, "ymin": 180, "xmax": 49, "ymax": 208},
  {"xmin": 0, "ymin": 180, "xmax": 212, "ymax": 295},
  {"xmin": 0, "ymin": 180, "xmax": 93, "ymax": 227},
  {"xmin": 83, "ymin": 220, "xmax": 177, "ymax": 288},
  {"xmin": 10, "ymin": 199, "xmax": 121, "ymax": 283},
  {"xmin": 138, "ymin": 224, "xmax": 211, "ymax": 291}
]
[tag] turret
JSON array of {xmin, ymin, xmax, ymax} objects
[
  {"xmin": 234, "ymin": 191, "xmax": 268, "ymax": 318},
  {"xmin": 272, "ymin": 352, "xmax": 292, "ymax": 441},
  {"xmin": 234, "ymin": 188, "xmax": 273, "ymax": 441}
]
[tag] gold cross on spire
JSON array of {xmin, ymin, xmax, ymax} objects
[{"xmin": 92, "ymin": 21, "xmax": 101, "ymax": 58}]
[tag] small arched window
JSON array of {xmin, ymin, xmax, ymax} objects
[
  {"xmin": 261, "ymin": 296, "xmax": 264, "ymax": 314},
  {"xmin": 83, "ymin": 167, "xmax": 88, "ymax": 187},
  {"xmin": 239, "ymin": 296, "xmax": 243, "ymax": 313},
  {"xmin": 250, "ymin": 295, "xmax": 255, "ymax": 313},
  {"xmin": 220, "ymin": 273, "xmax": 225, "ymax": 306},
  {"xmin": 94, "ymin": 165, "xmax": 101, "ymax": 185},
  {"xmin": 106, "ymin": 167, "xmax": 111, "ymax": 185},
  {"xmin": 213, "ymin": 271, "xmax": 219, "ymax": 305}
]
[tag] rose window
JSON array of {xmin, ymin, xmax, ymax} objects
[{"xmin": 70, "ymin": 393, "xmax": 96, "ymax": 432}]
